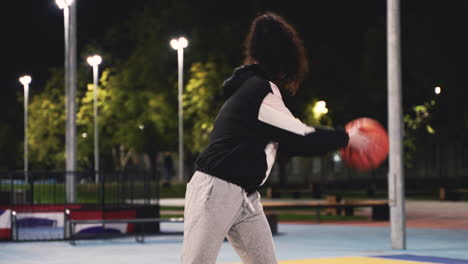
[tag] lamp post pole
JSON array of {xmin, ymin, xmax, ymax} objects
[
  {"xmin": 387, "ymin": 0, "xmax": 406, "ymax": 250},
  {"xmin": 87, "ymin": 55, "xmax": 102, "ymax": 184},
  {"xmin": 19, "ymin": 76, "xmax": 32, "ymax": 184},
  {"xmin": 56, "ymin": 0, "xmax": 77, "ymax": 203},
  {"xmin": 170, "ymin": 37, "xmax": 188, "ymax": 182}
]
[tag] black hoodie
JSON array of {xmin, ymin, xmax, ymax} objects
[{"xmin": 195, "ymin": 65, "xmax": 349, "ymax": 193}]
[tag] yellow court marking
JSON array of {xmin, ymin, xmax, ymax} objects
[
  {"xmin": 280, "ymin": 256, "xmax": 436, "ymax": 264},
  {"xmin": 225, "ymin": 256, "xmax": 436, "ymax": 264}
]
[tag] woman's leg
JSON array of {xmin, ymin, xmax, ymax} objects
[
  {"xmin": 227, "ymin": 192, "xmax": 278, "ymax": 264},
  {"xmin": 181, "ymin": 171, "xmax": 244, "ymax": 264}
]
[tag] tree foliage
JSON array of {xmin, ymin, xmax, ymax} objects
[
  {"xmin": 27, "ymin": 68, "xmax": 66, "ymax": 169},
  {"xmin": 403, "ymin": 99, "xmax": 437, "ymax": 168},
  {"xmin": 183, "ymin": 62, "xmax": 227, "ymax": 154}
]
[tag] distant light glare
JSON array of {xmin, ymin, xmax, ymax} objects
[
  {"xmin": 55, "ymin": 0, "xmax": 73, "ymax": 9},
  {"xmin": 333, "ymin": 153, "xmax": 341, "ymax": 162},
  {"xmin": 65, "ymin": 209, "xmax": 70, "ymax": 215},
  {"xmin": 316, "ymin": 101, "xmax": 328, "ymax": 114},
  {"xmin": 178, "ymin": 37, "xmax": 188, "ymax": 48},
  {"xmin": 313, "ymin": 100, "xmax": 328, "ymax": 120},
  {"xmin": 19, "ymin": 75, "xmax": 32, "ymax": 86},
  {"xmin": 87, "ymin": 55, "xmax": 102, "ymax": 67},
  {"xmin": 138, "ymin": 124, "xmax": 144, "ymax": 130},
  {"xmin": 170, "ymin": 39, "xmax": 179, "ymax": 50},
  {"xmin": 82, "ymin": 133, "xmax": 88, "ymax": 138},
  {"xmin": 12, "ymin": 211, "xmax": 16, "ymax": 216},
  {"xmin": 170, "ymin": 37, "xmax": 189, "ymax": 50},
  {"xmin": 434, "ymin": 86, "xmax": 441, "ymax": 95}
]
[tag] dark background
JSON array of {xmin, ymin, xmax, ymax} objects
[{"xmin": 3, "ymin": 0, "xmax": 468, "ymax": 170}]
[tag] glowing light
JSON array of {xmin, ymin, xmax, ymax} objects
[
  {"xmin": 65, "ymin": 209, "xmax": 70, "ymax": 215},
  {"xmin": 170, "ymin": 39, "xmax": 179, "ymax": 50},
  {"xmin": 82, "ymin": 133, "xmax": 88, "ymax": 138},
  {"xmin": 19, "ymin": 75, "xmax": 32, "ymax": 86},
  {"xmin": 55, "ymin": 0, "xmax": 73, "ymax": 9},
  {"xmin": 312, "ymin": 100, "xmax": 328, "ymax": 119},
  {"xmin": 87, "ymin": 55, "xmax": 102, "ymax": 67},
  {"xmin": 12, "ymin": 211, "xmax": 16, "ymax": 216},
  {"xmin": 333, "ymin": 153, "xmax": 341, "ymax": 162},
  {"xmin": 170, "ymin": 37, "xmax": 189, "ymax": 50},
  {"xmin": 434, "ymin": 86, "xmax": 441, "ymax": 95},
  {"xmin": 178, "ymin": 37, "xmax": 188, "ymax": 48},
  {"xmin": 138, "ymin": 124, "xmax": 144, "ymax": 130}
]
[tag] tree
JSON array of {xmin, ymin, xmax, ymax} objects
[
  {"xmin": 403, "ymin": 99, "xmax": 437, "ymax": 168},
  {"xmin": 183, "ymin": 62, "xmax": 227, "ymax": 154},
  {"xmin": 27, "ymin": 68, "xmax": 66, "ymax": 169}
]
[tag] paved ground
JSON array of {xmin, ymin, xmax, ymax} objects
[
  {"xmin": 1, "ymin": 222, "xmax": 467, "ymax": 264},
  {"xmin": 1, "ymin": 199, "xmax": 467, "ymax": 264}
]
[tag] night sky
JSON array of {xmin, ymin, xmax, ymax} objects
[
  {"xmin": 8, "ymin": 1, "xmax": 467, "ymax": 92},
  {"xmin": 8, "ymin": 1, "xmax": 468, "ymax": 99},
  {"xmin": 9, "ymin": 1, "xmax": 148, "ymax": 91}
]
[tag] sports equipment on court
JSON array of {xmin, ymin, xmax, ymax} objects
[{"xmin": 340, "ymin": 117, "xmax": 389, "ymax": 171}]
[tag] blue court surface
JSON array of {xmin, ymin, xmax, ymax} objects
[{"xmin": 1, "ymin": 223, "xmax": 467, "ymax": 264}]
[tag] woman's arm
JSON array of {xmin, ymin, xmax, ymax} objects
[{"xmin": 258, "ymin": 82, "xmax": 349, "ymax": 156}]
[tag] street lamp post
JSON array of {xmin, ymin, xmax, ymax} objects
[
  {"xmin": 19, "ymin": 75, "xmax": 32, "ymax": 184},
  {"xmin": 87, "ymin": 55, "xmax": 102, "ymax": 184},
  {"xmin": 56, "ymin": 0, "xmax": 77, "ymax": 203},
  {"xmin": 170, "ymin": 37, "xmax": 188, "ymax": 182}
]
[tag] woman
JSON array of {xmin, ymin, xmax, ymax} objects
[{"xmin": 181, "ymin": 12, "xmax": 362, "ymax": 264}]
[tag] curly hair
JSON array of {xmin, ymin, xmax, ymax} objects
[{"xmin": 243, "ymin": 12, "xmax": 309, "ymax": 95}]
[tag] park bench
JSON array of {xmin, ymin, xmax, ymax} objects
[
  {"xmin": 141, "ymin": 199, "xmax": 389, "ymax": 237},
  {"xmin": 67, "ymin": 217, "xmax": 184, "ymax": 245},
  {"xmin": 262, "ymin": 199, "xmax": 389, "ymax": 234},
  {"xmin": 158, "ymin": 199, "xmax": 388, "ymax": 236},
  {"xmin": 439, "ymin": 187, "xmax": 468, "ymax": 201}
]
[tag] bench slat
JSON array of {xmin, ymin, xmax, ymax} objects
[
  {"xmin": 67, "ymin": 217, "xmax": 184, "ymax": 245},
  {"xmin": 70, "ymin": 218, "xmax": 184, "ymax": 224}
]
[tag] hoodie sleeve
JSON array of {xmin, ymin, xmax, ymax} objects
[{"xmin": 258, "ymin": 82, "xmax": 349, "ymax": 156}]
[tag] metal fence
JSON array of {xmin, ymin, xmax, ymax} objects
[
  {"xmin": 0, "ymin": 170, "xmax": 160, "ymax": 241},
  {"xmin": 2, "ymin": 170, "xmax": 159, "ymax": 206}
]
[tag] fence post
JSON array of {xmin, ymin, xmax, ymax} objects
[
  {"xmin": 100, "ymin": 172, "xmax": 105, "ymax": 208},
  {"xmin": 9, "ymin": 172, "xmax": 14, "ymax": 206},
  {"xmin": 156, "ymin": 169, "xmax": 160, "ymax": 206},
  {"xmin": 144, "ymin": 171, "xmax": 150, "ymax": 205},
  {"xmin": 130, "ymin": 171, "xmax": 134, "ymax": 204},
  {"xmin": 29, "ymin": 172, "xmax": 34, "ymax": 204},
  {"xmin": 119, "ymin": 171, "xmax": 124, "ymax": 204},
  {"xmin": 11, "ymin": 211, "xmax": 17, "ymax": 241},
  {"xmin": 64, "ymin": 209, "xmax": 70, "ymax": 239}
]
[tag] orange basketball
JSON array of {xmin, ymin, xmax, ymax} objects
[{"xmin": 340, "ymin": 117, "xmax": 389, "ymax": 171}]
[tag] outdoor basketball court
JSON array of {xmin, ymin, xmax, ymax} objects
[{"xmin": 1, "ymin": 220, "xmax": 467, "ymax": 264}]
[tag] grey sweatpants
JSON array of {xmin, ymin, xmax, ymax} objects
[{"xmin": 181, "ymin": 171, "xmax": 278, "ymax": 264}]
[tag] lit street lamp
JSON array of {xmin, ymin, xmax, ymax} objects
[
  {"xmin": 55, "ymin": 0, "xmax": 73, "ymax": 9},
  {"xmin": 434, "ymin": 86, "xmax": 441, "ymax": 95},
  {"xmin": 19, "ymin": 75, "xmax": 31, "ymax": 184},
  {"xmin": 312, "ymin": 100, "xmax": 328, "ymax": 121},
  {"xmin": 56, "ymin": 0, "xmax": 77, "ymax": 203},
  {"xmin": 170, "ymin": 37, "xmax": 188, "ymax": 182},
  {"xmin": 87, "ymin": 55, "xmax": 102, "ymax": 184}
]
